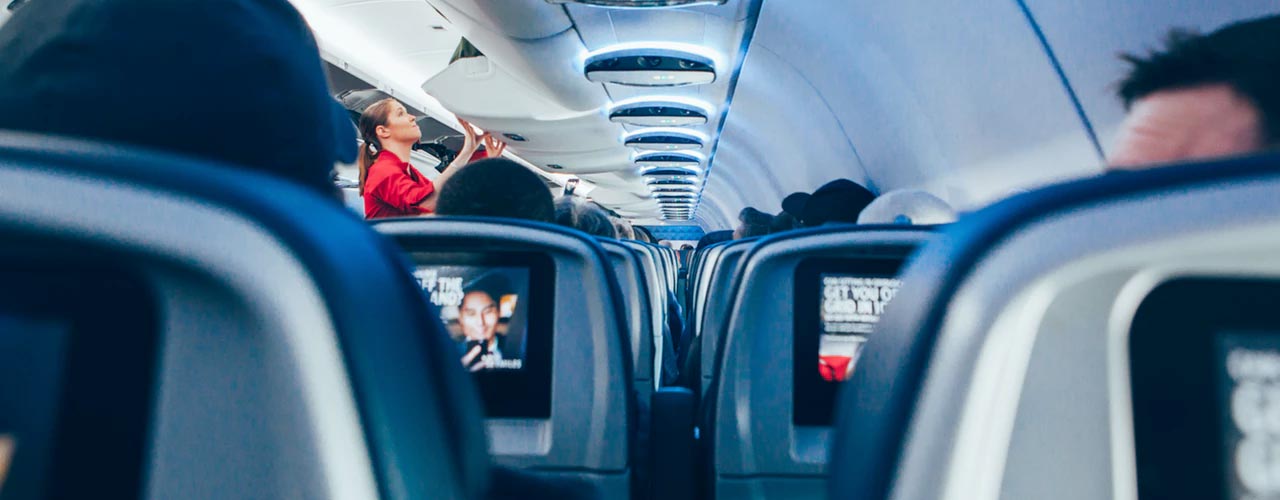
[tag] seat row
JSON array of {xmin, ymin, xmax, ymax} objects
[{"xmin": 5, "ymin": 131, "xmax": 1279, "ymax": 500}]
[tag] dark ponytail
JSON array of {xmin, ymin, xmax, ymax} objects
[{"xmin": 356, "ymin": 98, "xmax": 396, "ymax": 196}]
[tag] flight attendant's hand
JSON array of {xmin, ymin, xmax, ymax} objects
[
  {"xmin": 483, "ymin": 134, "xmax": 507, "ymax": 157},
  {"xmin": 457, "ymin": 117, "xmax": 482, "ymax": 161}
]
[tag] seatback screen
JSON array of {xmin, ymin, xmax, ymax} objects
[
  {"xmin": 415, "ymin": 266, "xmax": 530, "ymax": 372},
  {"xmin": 1218, "ymin": 333, "xmax": 1280, "ymax": 500},
  {"xmin": 818, "ymin": 275, "xmax": 902, "ymax": 382},
  {"xmin": 794, "ymin": 256, "xmax": 908, "ymax": 426},
  {"xmin": 1130, "ymin": 278, "xmax": 1280, "ymax": 500},
  {"xmin": 410, "ymin": 252, "xmax": 554, "ymax": 419}
]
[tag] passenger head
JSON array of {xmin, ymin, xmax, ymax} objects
[
  {"xmin": 770, "ymin": 211, "xmax": 801, "ymax": 234},
  {"xmin": 857, "ymin": 189, "xmax": 957, "ymax": 225},
  {"xmin": 554, "ymin": 197, "xmax": 618, "ymax": 238},
  {"xmin": 0, "ymin": 0, "xmax": 355, "ymax": 197},
  {"xmin": 612, "ymin": 218, "xmax": 636, "ymax": 240},
  {"xmin": 356, "ymin": 98, "xmax": 421, "ymax": 195},
  {"xmin": 733, "ymin": 207, "xmax": 773, "ymax": 239},
  {"xmin": 1109, "ymin": 15, "xmax": 1280, "ymax": 169},
  {"xmin": 781, "ymin": 192, "xmax": 811, "ymax": 224},
  {"xmin": 800, "ymin": 179, "xmax": 876, "ymax": 226},
  {"xmin": 435, "ymin": 158, "xmax": 554, "ymax": 222},
  {"xmin": 695, "ymin": 230, "xmax": 733, "ymax": 250}
]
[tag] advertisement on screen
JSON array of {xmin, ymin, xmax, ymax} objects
[
  {"xmin": 414, "ymin": 266, "xmax": 530, "ymax": 372},
  {"xmin": 817, "ymin": 274, "xmax": 901, "ymax": 382}
]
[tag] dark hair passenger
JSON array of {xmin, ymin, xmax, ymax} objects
[
  {"xmin": 0, "ymin": 0, "xmax": 354, "ymax": 197},
  {"xmin": 435, "ymin": 158, "xmax": 555, "ymax": 223},
  {"xmin": 554, "ymin": 197, "xmax": 617, "ymax": 238},
  {"xmin": 1110, "ymin": 14, "xmax": 1280, "ymax": 168}
]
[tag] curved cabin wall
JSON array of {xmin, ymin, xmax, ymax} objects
[{"xmin": 702, "ymin": 1, "xmax": 1278, "ymax": 227}]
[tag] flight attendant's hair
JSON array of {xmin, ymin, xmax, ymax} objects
[{"xmin": 356, "ymin": 98, "xmax": 397, "ymax": 196}]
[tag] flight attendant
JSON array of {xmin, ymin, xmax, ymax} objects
[{"xmin": 357, "ymin": 98, "xmax": 482, "ymax": 219}]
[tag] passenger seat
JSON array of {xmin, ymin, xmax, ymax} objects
[
  {"xmin": 0, "ymin": 132, "xmax": 490, "ymax": 499},
  {"xmin": 830, "ymin": 153, "xmax": 1280, "ymax": 500}
]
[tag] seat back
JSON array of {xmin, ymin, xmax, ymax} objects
[
  {"xmin": 600, "ymin": 239, "xmax": 657, "ymax": 395},
  {"xmin": 708, "ymin": 226, "xmax": 932, "ymax": 499},
  {"xmin": 377, "ymin": 218, "xmax": 634, "ymax": 497},
  {"xmin": 831, "ymin": 153, "xmax": 1280, "ymax": 500},
  {"xmin": 690, "ymin": 241, "xmax": 732, "ymax": 341},
  {"xmin": 696, "ymin": 237, "xmax": 758, "ymax": 398},
  {"xmin": 0, "ymin": 132, "xmax": 489, "ymax": 500},
  {"xmin": 623, "ymin": 240, "xmax": 672, "ymax": 383}
]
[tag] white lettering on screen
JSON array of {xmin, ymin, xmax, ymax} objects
[{"xmin": 1227, "ymin": 346, "xmax": 1280, "ymax": 497}]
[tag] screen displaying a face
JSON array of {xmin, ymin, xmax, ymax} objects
[
  {"xmin": 1217, "ymin": 332, "xmax": 1280, "ymax": 500},
  {"xmin": 817, "ymin": 274, "xmax": 902, "ymax": 382},
  {"xmin": 414, "ymin": 266, "xmax": 530, "ymax": 372}
]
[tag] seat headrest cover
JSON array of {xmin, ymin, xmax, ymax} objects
[
  {"xmin": 856, "ymin": 189, "xmax": 957, "ymax": 225},
  {"xmin": 0, "ymin": 0, "xmax": 355, "ymax": 196}
]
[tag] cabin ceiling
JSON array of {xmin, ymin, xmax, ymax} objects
[{"xmin": 291, "ymin": 0, "xmax": 1276, "ymax": 229}]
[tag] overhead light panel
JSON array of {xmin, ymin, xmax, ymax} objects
[
  {"xmin": 624, "ymin": 130, "xmax": 705, "ymax": 151},
  {"xmin": 647, "ymin": 177, "xmax": 698, "ymax": 186},
  {"xmin": 610, "ymin": 100, "xmax": 710, "ymax": 126},
  {"xmin": 548, "ymin": 0, "xmax": 725, "ymax": 7},
  {"xmin": 642, "ymin": 168, "xmax": 702, "ymax": 179},
  {"xmin": 585, "ymin": 48, "xmax": 715, "ymax": 87},
  {"xmin": 635, "ymin": 152, "xmax": 703, "ymax": 169},
  {"xmin": 651, "ymin": 186, "xmax": 699, "ymax": 194}
]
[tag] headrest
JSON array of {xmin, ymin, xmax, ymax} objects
[
  {"xmin": 0, "ymin": 0, "xmax": 356, "ymax": 195},
  {"xmin": 856, "ymin": 189, "xmax": 957, "ymax": 225}
]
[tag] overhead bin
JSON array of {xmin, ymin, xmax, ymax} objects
[
  {"xmin": 423, "ymin": 56, "xmax": 638, "ymax": 175},
  {"xmin": 425, "ymin": 0, "xmax": 605, "ymax": 112}
]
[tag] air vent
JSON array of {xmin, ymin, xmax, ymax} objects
[
  {"xmin": 635, "ymin": 152, "xmax": 702, "ymax": 169},
  {"xmin": 610, "ymin": 101, "xmax": 709, "ymax": 126},
  {"xmin": 503, "ymin": 133, "xmax": 528, "ymax": 142},
  {"xmin": 548, "ymin": 0, "xmax": 725, "ymax": 7},
  {"xmin": 585, "ymin": 48, "xmax": 715, "ymax": 87},
  {"xmin": 624, "ymin": 130, "xmax": 705, "ymax": 151}
]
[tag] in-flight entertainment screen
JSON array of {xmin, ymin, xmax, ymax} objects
[
  {"xmin": 411, "ymin": 252, "xmax": 555, "ymax": 418},
  {"xmin": 816, "ymin": 274, "xmax": 902, "ymax": 383},
  {"xmin": 794, "ymin": 256, "xmax": 908, "ymax": 426},
  {"xmin": 1130, "ymin": 278, "xmax": 1280, "ymax": 500},
  {"xmin": 1217, "ymin": 332, "xmax": 1280, "ymax": 500},
  {"xmin": 414, "ymin": 265, "xmax": 531, "ymax": 372}
]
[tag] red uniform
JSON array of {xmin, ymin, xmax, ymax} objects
[{"xmin": 363, "ymin": 150, "xmax": 434, "ymax": 219}]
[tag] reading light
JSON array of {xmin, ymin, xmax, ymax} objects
[
  {"xmin": 610, "ymin": 100, "xmax": 710, "ymax": 126},
  {"xmin": 584, "ymin": 47, "xmax": 715, "ymax": 87},
  {"xmin": 635, "ymin": 152, "xmax": 703, "ymax": 169},
  {"xmin": 547, "ymin": 0, "xmax": 725, "ymax": 7},
  {"xmin": 624, "ymin": 129, "xmax": 705, "ymax": 151}
]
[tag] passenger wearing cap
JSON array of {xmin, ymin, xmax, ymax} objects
[
  {"xmin": 798, "ymin": 179, "xmax": 876, "ymax": 227},
  {"xmin": 781, "ymin": 191, "xmax": 811, "ymax": 227},
  {"xmin": 0, "ymin": 0, "xmax": 355, "ymax": 197}
]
